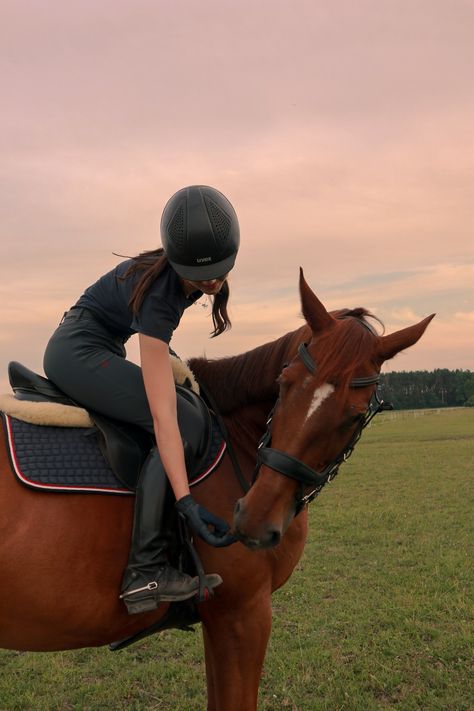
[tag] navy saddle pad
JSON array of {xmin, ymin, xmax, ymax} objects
[{"xmin": 2, "ymin": 414, "xmax": 226, "ymax": 495}]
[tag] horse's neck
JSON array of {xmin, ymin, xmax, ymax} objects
[
  {"xmin": 226, "ymin": 400, "xmax": 273, "ymax": 460},
  {"xmin": 191, "ymin": 325, "xmax": 308, "ymax": 484},
  {"xmin": 190, "ymin": 325, "xmax": 308, "ymax": 415}
]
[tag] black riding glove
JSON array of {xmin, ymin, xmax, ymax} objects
[{"xmin": 176, "ymin": 495, "xmax": 236, "ymax": 548}]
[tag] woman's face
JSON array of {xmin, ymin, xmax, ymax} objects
[{"xmin": 183, "ymin": 273, "xmax": 229, "ymax": 296}]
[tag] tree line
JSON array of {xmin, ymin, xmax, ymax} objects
[{"xmin": 379, "ymin": 369, "xmax": 474, "ymax": 409}]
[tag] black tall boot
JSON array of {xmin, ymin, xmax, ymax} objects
[{"xmin": 120, "ymin": 448, "xmax": 199, "ymax": 614}]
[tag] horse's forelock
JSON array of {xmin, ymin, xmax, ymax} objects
[
  {"xmin": 332, "ymin": 308, "xmax": 385, "ymax": 337},
  {"xmin": 312, "ymin": 310, "xmax": 382, "ymax": 386}
]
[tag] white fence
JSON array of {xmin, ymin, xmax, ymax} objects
[{"xmin": 375, "ymin": 406, "xmax": 464, "ymax": 423}]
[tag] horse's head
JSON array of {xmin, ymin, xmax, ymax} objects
[{"xmin": 233, "ymin": 270, "xmax": 435, "ymax": 549}]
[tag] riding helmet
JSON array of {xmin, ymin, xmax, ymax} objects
[{"xmin": 160, "ymin": 185, "xmax": 240, "ymax": 280}]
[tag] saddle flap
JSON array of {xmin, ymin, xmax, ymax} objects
[{"xmin": 90, "ymin": 411, "xmax": 153, "ymax": 490}]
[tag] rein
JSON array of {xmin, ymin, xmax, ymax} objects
[
  {"xmin": 197, "ymin": 381, "xmax": 251, "ymax": 494},
  {"xmin": 253, "ymin": 337, "xmax": 391, "ymax": 513}
]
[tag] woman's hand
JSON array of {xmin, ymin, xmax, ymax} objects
[{"xmin": 176, "ymin": 495, "xmax": 236, "ymax": 547}]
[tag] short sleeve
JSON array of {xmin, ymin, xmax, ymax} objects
[{"xmin": 131, "ymin": 292, "xmax": 182, "ymax": 343}]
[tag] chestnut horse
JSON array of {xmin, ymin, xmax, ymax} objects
[{"xmin": 0, "ymin": 272, "xmax": 434, "ymax": 710}]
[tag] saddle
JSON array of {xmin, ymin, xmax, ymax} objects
[{"xmin": 7, "ymin": 360, "xmax": 213, "ymax": 491}]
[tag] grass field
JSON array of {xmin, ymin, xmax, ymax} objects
[{"xmin": 1, "ymin": 409, "xmax": 472, "ymax": 710}]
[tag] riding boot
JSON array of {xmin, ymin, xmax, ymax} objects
[{"xmin": 120, "ymin": 448, "xmax": 199, "ymax": 614}]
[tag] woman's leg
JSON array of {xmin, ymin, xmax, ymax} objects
[
  {"xmin": 44, "ymin": 312, "xmax": 206, "ymax": 448},
  {"xmin": 44, "ymin": 311, "xmax": 200, "ymax": 611},
  {"xmin": 120, "ymin": 448, "xmax": 200, "ymax": 614},
  {"xmin": 44, "ymin": 314, "xmax": 154, "ymax": 432}
]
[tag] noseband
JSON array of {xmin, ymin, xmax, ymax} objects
[{"xmin": 254, "ymin": 340, "xmax": 392, "ymax": 514}]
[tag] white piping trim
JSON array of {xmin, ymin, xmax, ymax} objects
[
  {"xmin": 4, "ymin": 415, "xmax": 132, "ymax": 495},
  {"xmin": 190, "ymin": 441, "xmax": 227, "ymax": 488},
  {"xmin": 4, "ymin": 415, "xmax": 226, "ymax": 495}
]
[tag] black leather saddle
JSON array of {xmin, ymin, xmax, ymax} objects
[{"xmin": 7, "ymin": 361, "xmax": 212, "ymax": 490}]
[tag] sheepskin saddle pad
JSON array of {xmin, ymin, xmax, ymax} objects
[{"xmin": 2, "ymin": 412, "xmax": 226, "ymax": 495}]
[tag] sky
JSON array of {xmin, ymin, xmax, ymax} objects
[{"xmin": 1, "ymin": 0, "xmax": 473, "ymax": 393}]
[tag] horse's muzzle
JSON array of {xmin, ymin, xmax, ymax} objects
[{"xmin": 233, "ymin": 498, "xmax": 282, "ymax": 550}]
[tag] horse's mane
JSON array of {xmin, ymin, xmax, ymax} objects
[
  {"xmin": 190, "ymin": 306, "xmax": 383, "ymax": 413},
  {"xmin": 189, "ymin": 325, "xmax": 309, "ymax": 414}
]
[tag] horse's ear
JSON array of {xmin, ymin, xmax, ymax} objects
[
  {"xmin": 299, "ymin": 268, "xmax": 334, "ymax": 333},
  {"xmin": 376, "ymin": 314, "xmax": 435, "ymax": 363}
]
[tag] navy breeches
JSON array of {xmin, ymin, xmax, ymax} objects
[{"xmin": 43, "ymin": 308, "xmax": 200, "ymax": 450}]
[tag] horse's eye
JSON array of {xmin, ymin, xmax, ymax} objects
[
  {"xmin": 341, "ymin": 410, "xmax": 365, "ymax": 430},
  {"xmin": 277, "ymin": 373, "xmax": 292, "ymax": 393}
]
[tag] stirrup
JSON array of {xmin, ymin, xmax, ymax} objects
[
  {"xmin": 119, "ymin": 566, "xmax": 203, "ymax": 614},
  {"xmin": 120, "ymin": 581, "xmax": 198, "ymax": 615},
  {"xmin": 120, "ymin": 573, "xmax": 223, "ymax": 614}
]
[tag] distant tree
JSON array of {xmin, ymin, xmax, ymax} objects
[{"xmin": 379, "ymin": 370, "xmax": 473, "ymax": 409}]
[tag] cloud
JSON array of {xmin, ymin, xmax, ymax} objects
[
  {"xmin": 0, "ymin": 0, "xmax": 472, "ymax": 382},
  {"xmin": 389, "ymin": 307, "xmax": 424, "ymax": 324},
  {"xmin": 454, "ymin": 311, "xmax": 474, "ymax": 323},
  {"xmin": 320, "ymin": 263, "xmax": 474, "ymax": 320}
]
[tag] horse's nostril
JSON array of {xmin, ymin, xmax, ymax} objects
[{"xmin": 234, "ymin": 499, "xmax": 242, "ymax": 516}]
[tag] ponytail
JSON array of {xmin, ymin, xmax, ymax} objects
[{"xmin": 210, "ymin": 279, "xmax": 231, "ymax": 337}]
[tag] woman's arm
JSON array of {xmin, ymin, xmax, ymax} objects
[
  {"xmin": 139, "ymin": 332, "xmax": 235, "ymax": 547},
  {"xmin": 139, "ymin": 333, "xmax": 190, "ymax": 501}
]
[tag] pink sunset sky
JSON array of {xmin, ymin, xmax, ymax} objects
[{"xmin": 1, "ymin": 0, "xmax": 473, "ymax": 393}]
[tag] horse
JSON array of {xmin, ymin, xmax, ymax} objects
[{"xmin": 0, "ymin": 271, "xmax": 434, "ymax": 710}]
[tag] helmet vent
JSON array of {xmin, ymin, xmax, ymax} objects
[
  {"xmin": 205, "ymin": 197, "xmax": 231, "ymax": 241},
  {"xmin": 168, "ymin": 205, "xmax": 185, "ymax": 248}
]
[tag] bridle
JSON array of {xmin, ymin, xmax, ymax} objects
[{"xmin": 253, "ymin": 339, "xmax": 392, "ymax": 514}]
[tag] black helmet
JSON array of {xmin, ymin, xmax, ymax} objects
[{"xmin": 160, "ymin": 185, "xmax": 240, "ymax": 280}]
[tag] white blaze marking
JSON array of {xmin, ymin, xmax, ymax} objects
[{"xmin": 306, "ymin": 383, "xmax": 335, "ymax": 421}]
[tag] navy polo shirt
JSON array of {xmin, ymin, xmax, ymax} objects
[{"xmin": 74, "ymin": 260, "xmax": 202, "ymax": 343}]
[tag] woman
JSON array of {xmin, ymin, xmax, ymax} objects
[{"xmin": 44, "ymin": 185, "xmax": 239, "ymax": 614}]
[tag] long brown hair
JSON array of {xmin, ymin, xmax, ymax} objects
[{"xmin": 122, "ymin": 248, "xmax": 232, "ymax": 338}]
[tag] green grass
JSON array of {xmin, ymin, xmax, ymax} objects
[{"xmin": 1, "ymin": 409, "xmax": 473, "ymax": 710}]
